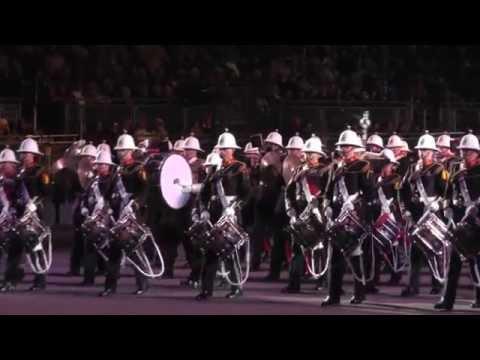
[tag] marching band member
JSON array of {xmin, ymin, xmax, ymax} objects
[
  {"xmin": 252, "ymin": 130, "xmax": 285, "ymax": 279},
  {"xmin": 435, "ymin": 131, "xmax": 480, "ymax": 310},
  {"xmin": 366, "ymin": 133, "xmax": 384, "ymax": 154},
  {"xmin": 80, "ymin": 149, "xmax": 116, "ymax": 286},
  {"xmin": 69, "ymin": 142, "xmax": 97, "ymax": 277},
  {"xmin": 99, "ymin": 133, "xmax": 150, "ymax": 296},
  {"xmin": 322, "ymin": 127, "xmax": 376, "ymax": 306},
  {"xmin": 179, "ymin": 134, "xmax": 206, "ymax": 288},
  {"xmin": 400, "ymin": 131, "xmax": 449, "ymax": 297},
  {"xmin": 194, "ymin": 129, "xmax": 250, "ymax": 301},
  {"xmin": 283, "ymin": 134, "xmax": 332, "ymax": 293},
  {"xmin": 8, "ymin": 137, "xmax": 51, "ymax": 292},
  {"xmin": 0, "ymin": 147, "xmax": 30, "ymax": 292}
]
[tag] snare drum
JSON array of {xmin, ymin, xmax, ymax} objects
[
  {"xmin": 410, "ymin": 212, "xmax": 452, "ymax": 256},
  {"xmin": 327, "ymin": 210, "xmax": 367, "ymax": 255},
  {"xmin": 288, "ymin": 211, "xmax": 325, "ymax": 249},
  {"xmin": 452, "ymin": 215, "xmax": 480, "ymax": 259}
]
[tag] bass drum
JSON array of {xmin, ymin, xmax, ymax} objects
[{"xmin": 146, "ymin": 153, "xmax": 193, "ymax": 210}]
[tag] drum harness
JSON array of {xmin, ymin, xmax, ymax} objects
[
  {"xmin": 412, "ymin": 175, "xmax": 451, "ymax": 283},
  {"xmin": 456, "ymin": 175, "xmax": 480, "ymax": 285},
  {"xmin": 333, "ymin": 173, "xmax": 373, "ymax": 284},
  {"xmin": 214, "ymin": 172, "xmax": 250, "ymax": 287},
  {"xmin": 295, "ymin": 167, "xmax": 332, "ymax": 279}
]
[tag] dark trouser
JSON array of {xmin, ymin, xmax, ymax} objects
[
  {"xmin": 4, "ymin": 234, "xmax": 45, "ymax": 287},
  {"xmin": 69, "ymin": 228, "xmax": 84, "ymax": 273},
  {"xmin": 200, "ymin": 252, "xmax": 239, "ymax": 296},
  {"xmin": 251, "ymin": 210, "xmax": 274, "ymax": 269},
  {"xmin": 268, "ymin": 228, "xmax": 288, "ymax": 279},
  {"xmin": 406, "ymin": 244, "xmax": 442, "ymax": 291},
  {"xmin": 83, "ymin": 235, "xmax": 98, "ymax": 283},
  {"xmin": 184, "ymin": 236, "xmax": 203, "ymax": 282},
  {"xmin": 155, "ymin": 218, "xmax": 186, "ymax": 276},
  {"xmin": 364, "ymin": 237, "xmax": 381, "ymax": 289},
  {"xmin": 327, "ymin": 246, "xmax": 365, "ymax": 300},
  {"xmin": 441, "ymin": 251, "xmax": 480, "ymax": 305},
  {"xmin": 287, "ymin": 242, "xmax": 305, "ymax": 290},
  {"xmin": 104, "ymin": 240, "xmax": 149, "ymax": 292}
]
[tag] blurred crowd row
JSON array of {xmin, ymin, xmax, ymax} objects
[{"xmin": 0, "ymin": 45, "xmax": 479, "ymax": 104}]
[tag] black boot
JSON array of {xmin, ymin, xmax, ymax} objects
[
  {"xmin": 0, "ymin": 282, "xmax": 15, "ymax": 293},
  {"xmin": 434, "ymin": 251, "xmax": 461, "ymax": 309},
  {"xmin": 29, "ymin": 275, "xmax": 46, "ymax": 292},
  {"xmin": 387, "ymin": 271, "xmax": 402, "ymax": 286},
  {"xmin": 349, "ymin": 256, "xmax": 366, "ymax": 304},
  {"xmin": 471, "ymin": 287, "xmax": 480, "ymax": 308},
  {"xmin": 281, "ymin": 285, "xmax": 300, "ymax": 294},
  {"xmin": 321, "ymin": 295, "xmax": 341, "ymax": 307},
  {"xmin": 434, "ymin": 298, "xmax": 453, "ymax": 311},
  {"xmin": 401, "ymin": 286, "xmax": 419, "ymax": 297},
  {"xmin": 133, "ymin": 281, "xmax": 149, "ymax": 295},
  {"xmin": 99, "ymin": 288, "xmax": 115, "ymax": 297},
  {"xmin": 321, "ymin": 248, "xmax": 344, "ymax": 307},
  {"xmin": 226, "ymin": 288, "xmax": 243, "ymax": 299},
  {"xmin": 195, "ymin": 291, "xmax": 212, "ymax": 301}
]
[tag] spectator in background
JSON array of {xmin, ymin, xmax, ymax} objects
[
  {"xmin": 153, "ymin": 117, "xmax": 169, "ymax": 141},
  {"xmin": 0, "ymin": 116, "xmax": 9, "ymax": 136}
]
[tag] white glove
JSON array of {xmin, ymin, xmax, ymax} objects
[
  {"xmin": 444, "ymin": 207, "xmax": 453, "ymax": 220},
  {"xmin": 224, "ymin": 206, "xmax": 236, "ymax": 218},
  {"xmin": 200, "ymin": 210, "xmax": 210, "ymax": 221},
  {"xmin": 81, "ymin": 207, "xmax": 89, "ymax": 216},
  {"xmin": 192, "ymin": 212, "xmax": 200, "ymax": 223},
  {"xmin": 429, "ymin": 201, "xmax": 440, "ymax": 213},
  {"xmin": 290, "ymin": 216, "xmax": 297, "ymax": 227},
  {"xmin": 312, "ymin": 207, "xmax": 322, "ymax": 222}
]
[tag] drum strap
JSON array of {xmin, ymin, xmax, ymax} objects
[
  {"xmin": 338, "ymin": 176, "xmax": 354, "ymax": 205},
  {"xmin": 459, "ymin": 177, "xmax": 473, "ymax": 207},
  {"xmin": 215, "ymin": 178, "xmax": 231, "ymax": 209},
  {"xmin": 0, "ymin": 181, "xmax": 9, "ymax": 215},
  {"xmin": 378, "ymin": 184, "xmax": 392, "ymax": 214},
  {"xmin": 92, "ymin": 179, "xmax": 106, "ymax": 213},
  {"xmin": 415, "ymin": 176, "xmax": 436, "ymax": 208},
  {"xmin": 115, "ymin": 171, "xmax": 132, "ymax": 209},
  {"xmin": 300, "ymin": 176, "xmax": 314, "ymax": 203}
]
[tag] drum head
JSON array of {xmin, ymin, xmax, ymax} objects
[{"xmin": 159, "ymin": 154, "xmax": 193, "ymax": 209}]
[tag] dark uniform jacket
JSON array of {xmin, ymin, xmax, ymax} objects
[
  {"xmin": 329, "ymin": 158, "xmax": 376, "ymax": 221},
  {"xmin": 402, "ymin": 161, "xmax": 449, "ymax": 222},
  {"xmin": 285, "ymin": 160, "xmax": 332, "ymax": 216},
  {"xmin": 199, "ymin": 159, "xmax": 250, "ymax": 223}
]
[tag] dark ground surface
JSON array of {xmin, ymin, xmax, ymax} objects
[{"xmin": 1, "ymin": 248, "xmax": 480, "ymax": 315}]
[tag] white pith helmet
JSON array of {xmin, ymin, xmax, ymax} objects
[
  {"xmin": 93, "ymin": 149, "xmax": 116, "ymax": 166},
  {"xmin": 0, "ymin": 147, "xmax": 19, "ymax": 164},
  {"xmin": 216, "ymin": 129, "xmax": 241, "ymax": 149},
  {"xmin": 366, "ymin": 133, "xmax": 384, "ymax": 149},
  {"xmin": 386, "ymin": 133, "xmax": 404, "ymax": 149},
  {"xmin": 183, "ymin": 133, "xmax": 203, "ymax": 152},
  {"xmin": 457, "ymin": 130, "xmax": 480, "ymax": 152},
  {"xmin": 303, "ymin": 134, "xmax": 327, "ymax": 157},
  {"xmin": 436, "ymin": 132, "xmax": 451, "ymax": 149},
  {"xmin": 204, "ymin": 152, "xmax": 222, "ymax": 169},
  {"xmin": 114, "ymin": 131, "xmax": 138, "ymax": 151},
  {"xmin": 17, "ymin": 137, "xmax": 43, "ymax": 156},
  {"xmin": 79, "ymin": 142, "xmax": 97, "ymax": 158},
  {"xmin": 265, "ymin": 129, "xmax": 283, "ymax": 148},
  {"xmin": 335, "ymin": 126, "xmax": 363, "ymax": 147},
  {"xmin": 415, "ymin": 130, "xmax": 438, "ymax": 152},
  {"xmin": 285, "ymin": 133, "xmax": 305, "ymax": 150}
]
